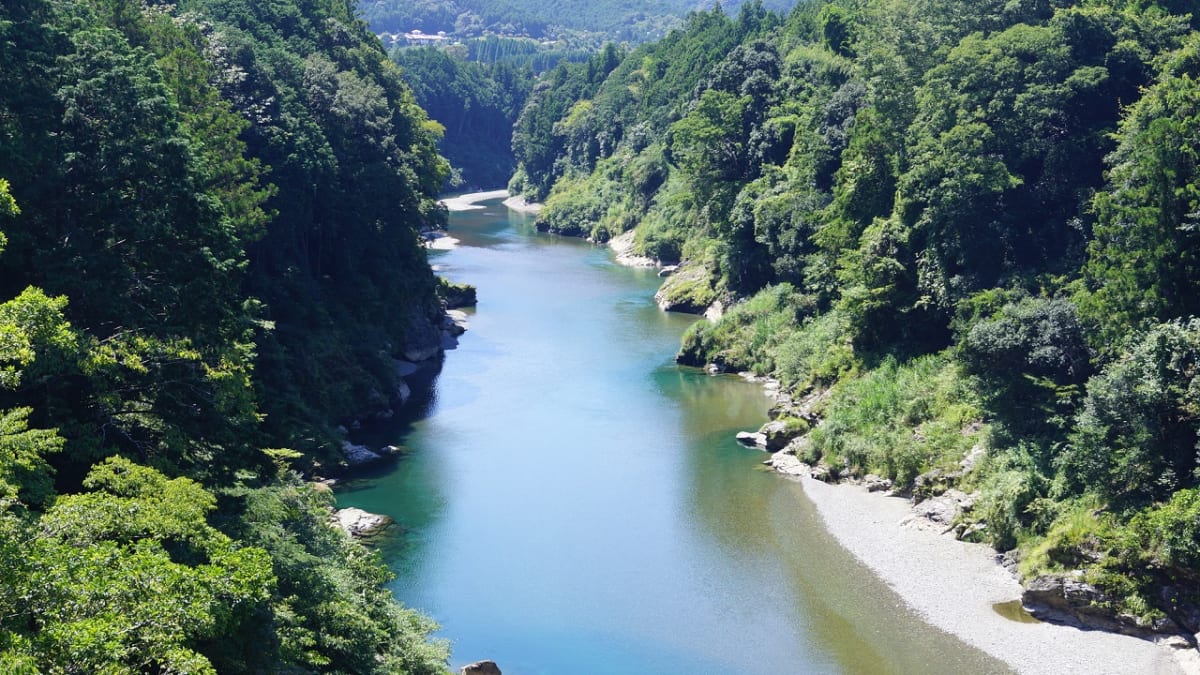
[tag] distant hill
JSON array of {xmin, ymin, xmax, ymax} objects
[{"xmin": 360, "ymin": 0, "xmax": 796, "ymax": 42}]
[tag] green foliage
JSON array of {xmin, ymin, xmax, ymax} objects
[
  {"xmin": 1019, "ymin": 498, "xmax": 1113, "ymax": 576},
  {"xmin": 0, "ymin": 407, "xmax": 62, "ymax": 509},
  {"xmin": 678, "ymin": 283, "xmax": 854, "ymax": 387},
  {"xmin": 0, "ymin": 0, "xmax": 455, "ymax": 670},
  {"xmin": 1061, "ymin": 319, "xmax": 1200, "ymax": 509},
  {"xmin": 224, "ymin": 481, "xmax": 450, "ymax": 673},
  {"xmin": 0, "ymin": 459, "xmax": 276, "ymax": 674},
  {"xmin": 1082, "ymin": 33, "xmax": 1200, "ymax": 346},
  {"xmin": 806, "ymin": 353, "xmax": 983, "ymax": 485},
  {"xmin": 958, "ymin": 293, "xmax": 1090, "ymax": 442},
  {"xmin": 393, "ymin": 47, "xmax": 533, "ymax": 187}
]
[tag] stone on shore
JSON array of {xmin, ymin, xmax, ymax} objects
[
  {"xmin": 460, "ymin": 660, "xmax": 501, "ymax": 675},
  {"xmin": 333, "ymin": 507, "xmax": 393, "ymax": 538},
  {"xmin": 903, "ymin": 488, "xmax": 976, "ymax": 532},
  {"xmin": 764, "ymin": 450, "xmax": 809, "ymax": 476},
  {"xmin": 341, "ymin": 441, "xmax": 383, "ymax": 467},
  {"xmin": 402, "ymin": 308, "xmax": 443, "ymax": 362},
  {"xmin": 1022, "ymin": 573, "xmax": 1160, "ymax": 635}
]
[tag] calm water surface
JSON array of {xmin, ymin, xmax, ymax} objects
[{"xmin": 338, "ymin": 199, "xmax": 1008, "ymax": 674}]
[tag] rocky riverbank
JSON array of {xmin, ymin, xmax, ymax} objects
[
  {"xmin": 707, "ymin": 367, "xmax": 1199, "ymax": 673},
  {"xmin": 794, "ymin": 474, "xmax": 1196, "ymax": 674}
]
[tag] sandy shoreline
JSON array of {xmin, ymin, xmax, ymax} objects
[
  {"xmin": 440, "ymin": 189, "xmax": 510, "ymax": 212},
  {"xmin": 501, "ymin": 194, "xmax": 543, "ymax": 214},
  {"xmin": 797, "ymin": 476, "xmax": 1196, "ymax": 674}
]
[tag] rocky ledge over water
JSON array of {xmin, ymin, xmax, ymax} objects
[{"xmin": 332, "ymin": 507, "xmax": 393, "ymax": 538}]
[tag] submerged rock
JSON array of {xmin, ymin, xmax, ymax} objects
[{"xmin": 332, "ymin": 507, "xmax": 393, "ymax": 538}]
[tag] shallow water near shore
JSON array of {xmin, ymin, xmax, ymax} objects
[{"xmin": 337, "ymin": 197, "xmax": 1008, "ymax": 674}]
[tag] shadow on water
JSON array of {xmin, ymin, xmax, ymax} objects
[{"xmin": 336, "ymin": 357, "xmax": 449, "ymax": 570}]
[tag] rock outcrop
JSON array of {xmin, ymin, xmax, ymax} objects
[
  {"xmin": 654, "ymin": 262, "xmax": 717, "ymax": 314},
  {"xmin": 460, "ymin": 660, "xmax": 502, "ymax": 675},
  {"xmin": 1022, "ymin": 573, "xmax": 1180, "ymax": 637},
  {"xmin": 402, "ymin": 305, "xmax": 443, "ymax": 362},
  {"xmin": 332, "ymin": 507, "xmax": 393, "ymax": 538},
  {"xmin": 759, "ymin": 418, "xmax": 808, "ymax": 452},
  {"xmin": 341, "ymin": 441, "xmax": 383, "ymax": 467},
  {"xmin": 608, "ymin": 230, "xmax": 659, "ymax": 268},
  {"xmin": 736, "ymin": 431, "xmax": 768, "ymax": 449}
]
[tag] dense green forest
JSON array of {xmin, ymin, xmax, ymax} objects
[
  {"xmin": 0, "ymin": 0, "xmax": 452, "ymax": 671},
  {"xmin": 393, "ymin": 47, "xmax": 533, "ymax": 188},
  {"xmin": 511, "ymin": 0, "xmax": 1200, "ymax": 635},
  {"xmin": 361, "ymin": 0, "xmax": 795, "ymax": 43}
]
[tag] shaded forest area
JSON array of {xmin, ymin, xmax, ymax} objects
[
  {"xmin": 0, "ymin": 0, "xmax": 453, "ymax": 671},
  {"xmin": 511, "ymin": 0, "xmax": 1200, "ymax": 635}
]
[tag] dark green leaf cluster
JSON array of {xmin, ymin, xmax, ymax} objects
[
  {"xmin": 0, "ymin": 0, "xmax": 451, "ymax": 671},
  {"xmin": 392, "ymin": 46, "xmax": 533, "ymax": 188}
]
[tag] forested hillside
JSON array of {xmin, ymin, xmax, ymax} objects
[
  {"xmin": 361, "ymin": 0, "xmax": 794, "ymax": 42},
  {"xmin": 0, "ymin": 0, "xmax": 451, "ymax": 671},
  {"xmin": 512, "ymin": 0, "xmax": 1200, "ymax": 635},
  {"xmin": 393, "ymin": 48, "xmax": 533, "ymax": 188}
]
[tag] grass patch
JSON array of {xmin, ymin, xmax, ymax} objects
[{"xmin": 806, "ymin": 353, "xmax": 984, "ymax": 486}]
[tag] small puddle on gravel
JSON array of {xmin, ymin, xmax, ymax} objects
[{"xmin": 993, "ymin": 600, "xmax": 1042, "ymax": 624}]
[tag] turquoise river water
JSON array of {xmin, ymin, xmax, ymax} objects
[{"xmin": 336, "ymin": 198, "xmax": 1007, "ymax": 674}]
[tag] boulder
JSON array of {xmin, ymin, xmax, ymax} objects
[
  {"xmin": 1018, "ymin": 573, "xmax": 1167, "ymax": 636},
  {"xmin": 444, "ymin": 309, "xmax": 470, "ymax": 336},
  {"xmin": 403, "ymin": 305, "xmax": 444, "ymax": 362},
  {"xmin": 341, "ymin": 441, "xmax": 383, "ymax": 467},
  {"xmin": 654, "ymin": 263, "xmax": 717, "ymax": 314},
  {"xmin": 764, "ymin": 451, "xmax": 809, "ymax": 477},
  {"xmin": 439, "ymin": 280, "xmax": 477, "ymax": 309},
  {"xmin": 905, "ymin": 488, "xmax": 976, "ymax": 531},
  {"xmin": 863, "ymin": 474, "xmax": 893, "ymax": 492},
  {"xmin": 1161, "ymin": 586, "xmax": 1200, "ymax": 636},
  {"xmin": 759, "ymin": 418, "xmax": 808, "ymax": 452},
  {"xmin": 658, "ymin": 265, "xmax": 679, "ymax": 277},
  {"xmin": 735, "ymin": 431, "xmax": 768, "ymax": 449},
  {"xmin": 461, "ymin": 661, "xmax": 501, "ymax": 675},
  {"xmin": 333, "ymin": 507, "xmax": 392, "ymax": 538},
  {"xmin": 809, "ymin": 462, "xmax": 837, "ymax": 482}
]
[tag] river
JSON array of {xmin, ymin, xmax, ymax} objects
[{"xmin": 337, "ymin": 197, "xmax": 1007, "ymax": 674}]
